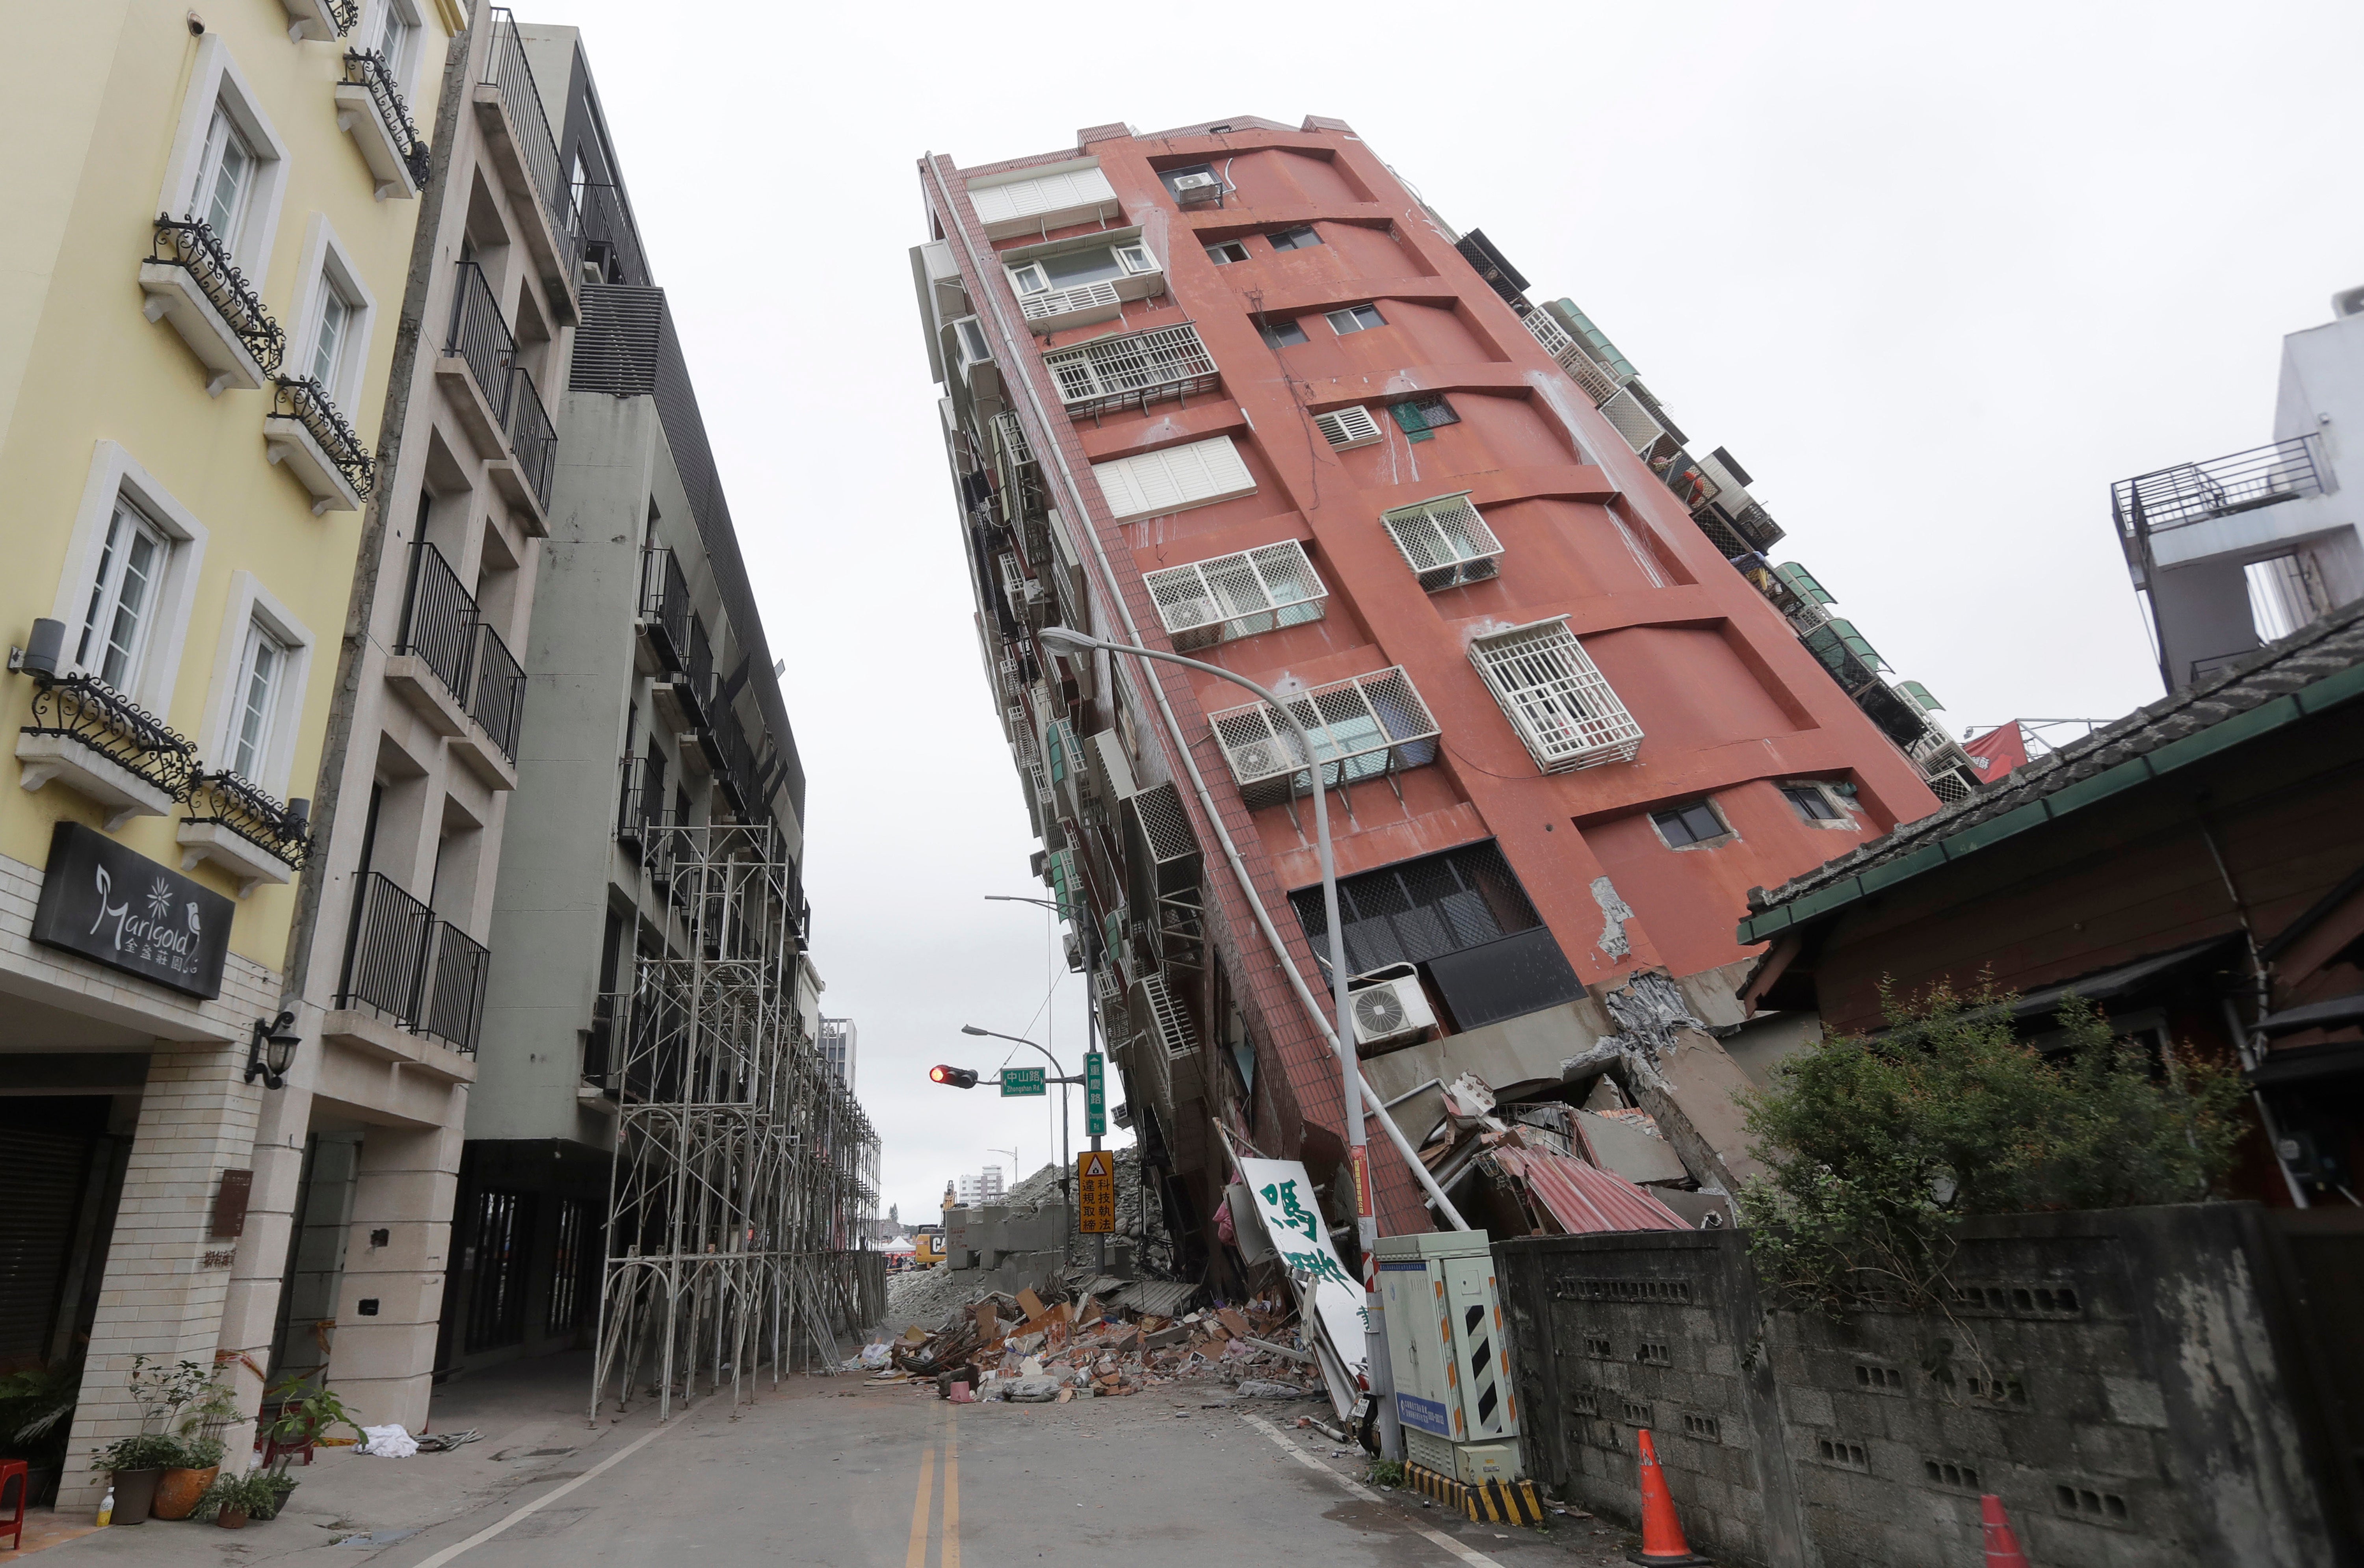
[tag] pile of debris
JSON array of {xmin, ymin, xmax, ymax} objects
[{"xmin": 859, "ymin": 1282, "xmax": 1318, "ymax": 1405}]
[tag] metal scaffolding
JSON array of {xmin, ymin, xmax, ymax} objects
[{"xmin": 589, "ymin": 820, "xmax": 881, "ymax": 1425}]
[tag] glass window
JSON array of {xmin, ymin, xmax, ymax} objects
[
  {"xmin": 374, "ymin": 2, "xmax": 417, "ymax": 77},
  {"xmin": 1290, "ymin": 840, "xmax": 1542, "ymax": 977},
  {"xmin": 1782, "ymin": 783, "xmax": 1843, "ymax": 823},
  {"xmin": 229, "ymin": 621, "xmax": 289, "ymax": 779},
  {"xmin": 1262, "ymin": 318, "xmax": 1308, "ymax": 348},
  {"xmin": 1205, "ymin": 242, "xmax": 1250, "ymax": 266},
  {"xmin": 76, "ymin": 501, "xmax": 171, "ymax": 691},
  {"xmin": 1269, "ymin": 226, "xmax": 1321, "ymax": 251},
  {"xmin": 1328, "ymin": 304, "xmax": 1386, "ymax": 335},
  {"xmin": 310, "ymin": 284, "xmax": 352, "ymax": 390},
  {"xmin": 193, "ymin": 104, "xmax": 258, "ymax": 248},
  {"xmin": 1040, "ymin": 247, "xmax": 1127, "ymax": 288},
  {"xmin": 1653, "ymin": 801, "xmax": 1727, "ymax": 847}
]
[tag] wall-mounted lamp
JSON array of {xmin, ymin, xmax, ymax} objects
[{"xmin": 245, "ymin": 1009, "xmax": 301, "ymax": 1089}]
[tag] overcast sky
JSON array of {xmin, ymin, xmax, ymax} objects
[{"xmin": 520, "ymin": 0, "xmax": 2364, "ymax": 1225}]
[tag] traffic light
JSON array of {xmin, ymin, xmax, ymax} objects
[{"xmin": 929, "ymin": 1065, "xmax": 979, "ymax": 1089}]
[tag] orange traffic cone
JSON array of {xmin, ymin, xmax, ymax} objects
[
  {"xmin": 1981, "ymin": 1495, "xmax": 2031, "ymax": 1567},
  {"xmin": 1627, "ymin": 1430, "xmax": 1712, "ymax": 1565}
]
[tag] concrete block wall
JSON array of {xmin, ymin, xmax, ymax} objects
[{"xmin": 1496, "ymin": 1206, "xmax": 2339, "ymax": 1568}]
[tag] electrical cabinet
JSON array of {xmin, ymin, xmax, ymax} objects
[{"xmin": 1376, "ymin": 1229, "xmax": 1523, "ymax": 1485}]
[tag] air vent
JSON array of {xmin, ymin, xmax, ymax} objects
[{"xmin": 1314, "ymin": 405, "xmax": 1383, "ymax": 450}]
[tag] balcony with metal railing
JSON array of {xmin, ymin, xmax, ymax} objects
[
  {"xmin": 335, "ymin": 49, "xmax": 431, "ymax": 198},
  {"xmin": 440, "ymin": 260, "xmax": 556, "ymax": 527},
  {"xmin": 615, "ymin": 751, "xmax": 668, "ymax": 849},
  {"xmin": 141, "ymin": 218, "xmax": 284, "ymax": 396},
  {"xmin": 569, "ymin": 180, "xmax": 649, "ymax": 288},
  {"xmin": 1520, "ymin": 307, "xmax": 1623, "ymax": 405},
  {"xmin": 335, "ymin": 871, "xmax": 489, "ymax": 1055},
  {"xmin": 389, "ymin": 542, "xmax": 526, "ymax": 786},
  {"xmin": 474, "ymin": 8, "xmax": 582, "ymax": 316},
  {"xmin": 2111, "ymin": 435, "xmax": 2328, "ymax": 561},
  {"xmin": 636, "ymin": 545, "xmax": 691, "ymax": 671},
  {"xmin": 1041, "ymin": 323, "xmax": 1218, "ymax": 418},
  {"xmin": 17, "ymin": 670, "xmax": 200, "ymax": 829},
  {"xmin": 178, "ymin": 769, "xmax": 310, "ymax": 896},
  {"xmin": 264, "ymin": 374, "xmax": 375, "ymax": 513}
]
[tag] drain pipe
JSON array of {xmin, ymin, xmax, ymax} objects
[{"xmin": 924, "ymin": 156, "xmax": 1466, "ymax": 1232}]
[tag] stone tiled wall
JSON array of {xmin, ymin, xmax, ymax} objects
[{"xmin": 1495, "ymin": 1207, "xmax": 2338, "ymax": 1568}]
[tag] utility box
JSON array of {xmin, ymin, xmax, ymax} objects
[{"xmin": 1377, "ymin": 1229, "xmax": 1523, "ymax": 1486}]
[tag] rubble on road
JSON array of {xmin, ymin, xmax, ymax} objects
[{"xmin": 860, "ymin": 1281, "xmax": 1323, "ymax": 1405}]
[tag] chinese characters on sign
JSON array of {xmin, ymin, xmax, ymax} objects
[
  {"xmin": 30, "ymin": 823, "xmax": 232, "ymax": 999},
  {"xmin": 1084, "ymin": 1050, "xmax": 1107, "ymax": 1136},
  {"xmin": 1077, "ymin": 1148, "xmax": 1115, "ymax": 1234},
  {"xmin": 1237, "ymin": 1156, "xmax": 1371, "ymax": 1420},
  {"xmin": 1000, "ymin": 1065, "xmax": 1046, "ymax": 1097}
]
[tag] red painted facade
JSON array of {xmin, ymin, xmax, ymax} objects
[{"xmin": 919, "ymin": 115, "xmax": 1941, "ymax": 1237}]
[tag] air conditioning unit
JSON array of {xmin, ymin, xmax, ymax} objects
[
  {"xmin": 1314, "ymin": 405, "xmax": 1383, "ymax": 451},
  {"xmin": 1172, "ymin": 172, "xmax": 1222, "ymax": 204},
  {"xmin": 1349, "ymin": 963, "xmax": 1435, "ymax": 1049},
  {"xmin": 1064, "ymin": 931, "xmax": 1085, "ymax": 973}
]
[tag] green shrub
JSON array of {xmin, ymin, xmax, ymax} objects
[
  {"xmin": 92, "ymin": 1433, "xmax": 185, "ymax": 1473},
  {"xmin": 195, "ymin": 1469, "xmax": 285, "ymax": 1521},
  {"xmin": 1738, "ymin": 985, "xmax": 2247, "ymax": 1313}
]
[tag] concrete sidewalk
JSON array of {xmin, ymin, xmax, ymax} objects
[{"xmin": 13, "ymin": 1351, "xmax": 761, "ymax": 1562}]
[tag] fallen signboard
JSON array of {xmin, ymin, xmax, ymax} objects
[{"xmin": 1236, "ymin": 1156, "xmax": 1368, "ymax": 1422}]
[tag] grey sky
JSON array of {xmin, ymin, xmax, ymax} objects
[{"xmin": 521, "ymin": 0, "xmax": 2364, "ymax": 1224}]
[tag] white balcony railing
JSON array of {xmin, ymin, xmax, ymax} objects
[
  {"xmin": 1523, "ymin": 308, "xmax": 1623, "ymax": 405},
  {"xmin": 1043, "ymin": 323, "xmax": 1218, "ymax": 416},
  {"xmin": 1019, "ymin": 279, "xmax": 1122, "ymax": 323}
]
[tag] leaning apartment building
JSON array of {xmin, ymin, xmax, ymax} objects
[{"xmin": 912, "ymin": 117, "xmax": 1975, "ymax": 1260}]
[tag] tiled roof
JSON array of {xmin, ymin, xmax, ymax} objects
[{"xmin": 1739, "ymin": 600, "xmax": 2364, "ymax": 943}]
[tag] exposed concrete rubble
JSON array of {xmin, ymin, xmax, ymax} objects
[
  {"xmin": 907, "ymin": 1146, "xmax": 1180, "ymax": 1310},
  {"xmin": 862, "ymin": 1279, "xmax": 1321, "ymax": 1405},
  {"xmin": 1414, "ymin": 1072, "xmax": 1692, "ymax": 1237},
  {"xmin": 1555, "ymin": 969, "xmax": 1763, "ymax": 1193}
]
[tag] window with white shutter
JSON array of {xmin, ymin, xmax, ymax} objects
[
  {"xmin": 1382, "ymin": 493, "xmax": 1503, "ymax": 591},
  {"xmin": 1314, "ymin": 406, "xmax": 1383, "ymax": 451},
  {"xmin": 1142, "ymin": 541, "xmax": 1327, "ymax": 650},
  {"xmin": 1091, "ymin": 435, "xmax": 1255, "ymax": 520},
  {"xmin": 1467, "ymin": 618, "xmax": 1643, "ymax": 773},
  {"xmin": 967, "ymin": 160, "xmax": 1121, "ymax": 238}
]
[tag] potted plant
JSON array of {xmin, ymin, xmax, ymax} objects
[
  {"xmin": 90, "ymin": 1432, "xmax": 182, "ymax": 1525},
  {"xmin": 0, "ymin": 1355, "xmax": 82, "ymax": 1509},
  {"xmin": 251, "ymin": 1463, "xmax": 301, "ymax": 1520},
  {"xmin": 151, "ymin": 1432, "xmax": 225, "ymax": 1520},
  {"xmin": 194, "ymin": 1469, "xmax": 282, "ymax": 1529},
  {"xmin": 263, "ymin": 1377, "xmax": 361, "ymax": 1464}
]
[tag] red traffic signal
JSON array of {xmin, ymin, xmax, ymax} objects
[{"xmin": 929, "ymin": 1065, "xmax": 979, "ymax": 1089}]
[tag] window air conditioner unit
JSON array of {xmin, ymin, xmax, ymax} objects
[
  {"xmin": 1172, "ymin": 172, "xmax": 1222, "ymax": 204},
  {"xmin": 1348, "ymin": 963, "xmax": 1435, "ymax": 1049},
  {"xmin": 1064, "ymin": 931, "xmax": 1085, "ymax": 973},
  {"xmin": 1314, "ymin": 405, "xmax": 1383, "ymax": 451}
]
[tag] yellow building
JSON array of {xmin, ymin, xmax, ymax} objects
[{"xmin": 0, "ymin": 0, "xmax": 459, "ymax": 1506}]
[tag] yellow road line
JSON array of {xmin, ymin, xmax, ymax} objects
[
  {"xmin": 905, "ymin": 1445, "xmax": 935, "ymax": 1568},
  {"xmin": 943, "ymin": 1408, "xmax": 961, "ymax": 1568}
]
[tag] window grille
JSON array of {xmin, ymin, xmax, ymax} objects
[
  {"xmin": 1134, "ymin": 971, "xmax": 1198, "ymax": 1060},
  {"xmin": 1143, "ymin": 540, "xmax": 1327, "ymax": 650},
  {"xmin": 1598, "ymin": 389, "xmax": 1666, "ymax": 455},
  {"xmin": 1208, "ymin": 666, "xmax": 1440, "ymax": 808},
  {"xmin": 1314, "ymin": 405, "xmax": 1382, "ymax": 450},
  {"xmin": 1020, "ymin": 279, "xmax": 1123, "ymax": 324},
  {"xmin": 1042, "ymin": 323, "xmax": 1218, "ymax": 416},
  {"xmin": 1388, "ymin": 397, "xmax": 1459, "ymax": 444},
  {"xmin": 993, "ymin": 409, "xmax": 1034, "ymax": 467},
  {"xmin": 1522, "ymin": 309, "xmax": 1622, "ymax": 404},
  {"xmin": 1382, "ymin": 493, "xmax": 1503, "ymax": 591},
  {"xmin": 1467, "ymin": 618, "xmax": 1643, "ymax": 772}
]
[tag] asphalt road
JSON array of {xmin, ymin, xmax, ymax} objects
[{"xmin": 46, "ymin": 1373, "xmax": 1646, "ymax": 1567}]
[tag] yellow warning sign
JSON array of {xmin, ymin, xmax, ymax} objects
[{"xmin": 1077, "ymin": 1149, "xmax": 1116, "ymax": 1234}]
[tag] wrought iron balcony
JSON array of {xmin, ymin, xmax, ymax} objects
[
  {"xmin": 479, "ymin": 8, "xmax": 581, "ymax": 280},
  {"xmin": 710, "ymin": 702, "xmax": 756, "ymax": 812},
  {"xmin": 143, "ymin": 218, "xmax": 284, "ymax": 393},
  {"xmin": 570, "ymin": 180, "xmax": 647, "ymax": 288},
  {"xmin": 336, "ymin": 871, "xmax": 488, "ymax": 1054},
  {"xmin": 18, "ymin": 673, "xmax": 200, "ymax": 826},
  {"xmin": 338, "ymin": 49, "xmax": 431, "ymax": 197},
  {"xmin": 503, "ymin": 364, "xmax": 555, "ymax": 511},
  {"xmin": 615, "ymin": 751, "xmax": 668, "ymax": 847},
  {"xmin": 2111, "ymin": 435, "xmax": 2326, "ymax": 540},
  {"xmin": 182, "ymin": 769, "xmax": 310, "ymax": 870},
  {"xmin": 266, "ymin": 375, "xmax": 375, "ymax": 511},
  {"xmin": 1041, "ymin": 323, "xmax": 1217, "ymax": 418}
]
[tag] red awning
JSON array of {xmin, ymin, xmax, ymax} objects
[
  {"xmin": 1963, "ymin": 721, "xmax": 2030, "ymax": 780},
  {"xmin": 1487, "ymin": 1144, "xmax": 1690, "ymax": 1235}
]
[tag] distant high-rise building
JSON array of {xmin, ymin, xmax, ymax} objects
[
  {"xmin": 2114, "ymin": 285, "xmax": 2364, "ymax": 689},
  {"xmin": 820, "ymin": 1016, "xmax": 858, "ymax": 1089},
  {"xmin": 957, "ymin": 1165, "xmax": 1006, "ymax": 1206}
]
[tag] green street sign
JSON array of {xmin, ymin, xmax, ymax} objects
[
  {"xmin": 1000, "ymin": 1066, "xmax": 1046, "ymax": 1098},
  {"xmin": 1084, "ymin": 1051, "xmax": 1107, "ymax": 1137}
]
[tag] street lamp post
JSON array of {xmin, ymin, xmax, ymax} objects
[
  {"xmin": 1035, "ymin": 623, "xmax": 1399, "ymax": 1461},
  {"xmin": 961, "ymin": 1025, "xmax": 1074, "ymax": 1256},
  {"xmin": 985, "ymin": 894, "xmax": 1109, "ymax": 1274}
]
